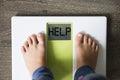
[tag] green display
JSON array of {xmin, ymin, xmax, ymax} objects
[
  {"xmin": 47, "ymin": 24, "xmax": 71, "ymax": 40},
  {"xmin": 47, "ymin": 22, "xmax": 73, "ymax": 80}
]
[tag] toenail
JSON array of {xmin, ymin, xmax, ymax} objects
[
  {"xmin": 38, "ymin": 33, "xmax": 42, "ymax": 36},
  {"xmin": 78, "ymin": 34, "xmax": 82, "ymax": 37}
]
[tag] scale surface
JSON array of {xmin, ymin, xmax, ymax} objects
[{"xmin": 12, "ymin": 16, "xmax": 107, "ymax": 80}]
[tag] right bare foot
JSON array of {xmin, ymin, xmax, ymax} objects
[{"xmin": 75, "ymin": 33, "xmax": 99, "ymax": 70}]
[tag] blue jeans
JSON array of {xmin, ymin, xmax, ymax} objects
[{"xmin": 32, "ymin": 66, "xmax": 106, "ymax": 80}]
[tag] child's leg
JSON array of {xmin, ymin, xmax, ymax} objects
[
  {"xmin": 32, "ymin": 66, "xmax": 54, "ymax": 80},
  {"xmin": 74, "ymin": 33, "xmax": 106, "ymax": 80},
  {"xmin": 74, "ymin": 66, "xmax": 106, "ymax": 80},
  {"xmin": 21, "ymin": 32, "xmax": 54, "ymax": 80}
]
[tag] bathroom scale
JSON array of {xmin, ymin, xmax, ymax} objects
[{"xmin": 12, "ymin": 16, "xmax": 107, "ymax": 80}]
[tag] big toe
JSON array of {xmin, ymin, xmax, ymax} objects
[
  {"xmin": 75, "ymin": 33, "xmax": 84, "ymax": 46},
  {"xmin": 37, "ymin": 32, "xmax": 45, "ymax": 45}
]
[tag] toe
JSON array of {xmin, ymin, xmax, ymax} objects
[
  {"xmin": 88, "ymin": 37, "xmax": 92, "ymax": 45},
  {"xmin": 75, "ymin": 33, "xmax": 84, "ymax": 45},
  {"xmin": 23, "ymin": 41, "xmax": 29, "ymax": 51},
  {"xmin": 37, "ymin": 32, "xmax": 45, "ymax": 45},
  {"xmin": 27, "ymin": 37, "xmax": 32, "ymax": 45},
  {"xmin": 83, "ymin": 34, "xmax": 89, "ymax": 44},
  {"xmin": 95, "ymin": 45, "xmax": 99, "ymax": 53},
  {"xmin": 30, "ymin": 34, "xmax": 38, "ymax": 45},
  {"xmin": 21, "ymin": 46, "xmax": 26, "ymax": 53},
  {"xmin": 92, "ymin": 41, "xmax": 96, "ymax": 50}
]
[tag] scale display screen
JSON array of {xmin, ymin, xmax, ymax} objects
[
  {"xmin": 47, "ymin": 22, "xmax": 73, "ymax": 80},
  {"xmin": 47, "ymin": 23, "xmax": 71, "ymax": 40}
]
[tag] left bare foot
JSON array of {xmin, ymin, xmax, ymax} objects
[{"xmin": 21, "ymin": 32, "xmax": 46, "ymax": 75}]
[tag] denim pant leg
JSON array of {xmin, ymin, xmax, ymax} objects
[
  {"xmin": 74, "ymin": 65, "xmax": 106, "ymax": 80},
  {"xmin": 83, "ymin": 73, "xmax": 106, "ymax": 80},
  {"xmin": 32, "ymin": 66, "xmax": 54, "ymax": 80}
]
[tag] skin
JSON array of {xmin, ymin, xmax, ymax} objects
[
  {"xmin": 21, "ymin": 33, "xmax": 46, "ymax": 75},
  {"xmin": 75, "ymin": 33, "xmax": 99, "ymax": 70},
  {"xmin": 21, "ymin": 32, "xmax": 99, "ymax": 76}
]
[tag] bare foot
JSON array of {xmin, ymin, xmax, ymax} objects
[
  {"xmin": 21, "ymin": 32, "xmax": 46, "ymax": 75},
  {"xmin": 76, "ymin": 33, "xmax": 99, "ymax": 70}
]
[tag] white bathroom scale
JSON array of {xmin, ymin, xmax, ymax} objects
[{"xmin": 12, "ymin": 16, "xmax": 107, "ymax": 80}]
